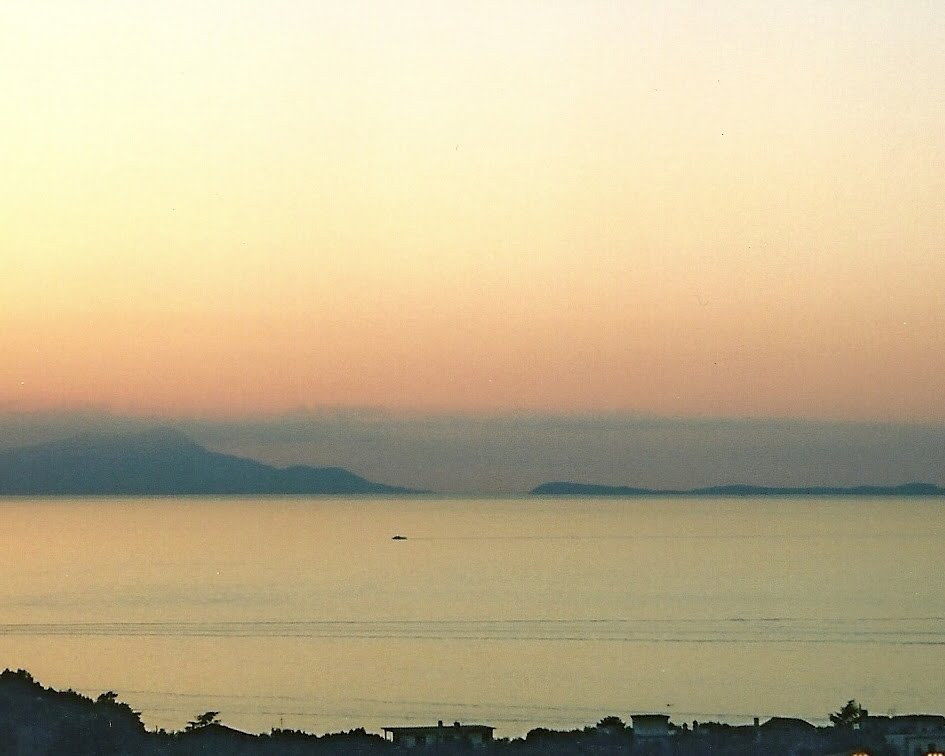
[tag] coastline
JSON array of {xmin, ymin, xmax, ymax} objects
[{"xmin": 1, "ymin": 669, "xmax": 939, "ymax": 755}]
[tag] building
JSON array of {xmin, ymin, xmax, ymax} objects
[
  {"xmin": 383, "ymin": 721, "xmax": 495, "ymax": 749},
  {"xmin": 865, "ymin": 714, "xmax": 945, "ymax": 756},
  {"xmin": 758, "ymin": 717, "xmax": 820, "ymax": 755},
  {"xmin": 632, "ymin": 714, "xmax": 672, "ymax": 739},
  {"xmin": 631, "ymin": 714, "xmax": 673, "ymax": 755}
]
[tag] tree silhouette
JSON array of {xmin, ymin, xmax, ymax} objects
[
  {"xmin": 186, "ymin": 711, "xmax": 221, "ymax": 731},
  {"xmin": 597, "ymin": 716, "xmax": 627, "ymax": 730},
  {"xmin": 830, "ymin": 700, "xmax": 866, "ymax": 729}
]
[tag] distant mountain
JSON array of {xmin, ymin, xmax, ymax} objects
[
  {"xmin": 531, "ymin": 481, "xmax": 945, "ymax": 496},
  {"xmin": 0, "ymin": 428, "xmax": 422, "ymax": 495}
]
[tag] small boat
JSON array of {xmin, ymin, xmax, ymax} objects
[{"xmin": 391, "ymin": 535, "xmax": 407, "ymax": 540}]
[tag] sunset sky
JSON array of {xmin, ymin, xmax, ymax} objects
[{"xmin": 2, "ymin": 1, "xmax": 944, "ymax": 422}]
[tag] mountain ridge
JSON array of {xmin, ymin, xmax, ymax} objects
[{"xmin": 0, "ymin": 428, "xmax": 423, "ymax": 495}]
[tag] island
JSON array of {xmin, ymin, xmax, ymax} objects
[
  {"xmin": 0, "ymin": 428, "xmax": 424, "ymax": 496},
  {"xmin": 530, "ymin": 481, "xmax": 945, "ymax": 496}
]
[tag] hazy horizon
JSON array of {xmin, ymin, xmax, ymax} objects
[{"xmin": 3, "ymin": 408, "xmax": 944, "ymax": 494}]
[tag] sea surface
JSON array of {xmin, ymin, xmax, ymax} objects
[{"xmin": 2, "ymin": 496, "xmax": 944, "ymax": 736}]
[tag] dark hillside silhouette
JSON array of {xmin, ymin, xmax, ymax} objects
[
  {"xmin": 0, "ymin": 428, "xmax": 422, "ymax": 495},
  {"xmin": 0, "ymin": 669, "xmax": 922, "ymax": 755}
]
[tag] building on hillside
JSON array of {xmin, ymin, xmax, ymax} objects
[
  {"xmin": 382, "ymin": 721, "xmax": 494, "ymax": 749},
  {"xmin": 631, "ymin": 714, "xmax": 673, "ymax": 755},
  {"xmin": 757, "ymin": 716, "xmax": 820, "ymax": 755},
  {"xmin": 864, "ymin": 714, "xmax": 945, "ymax": 756},
  {"xmin": 632, "ymin": 714, "xmax": 671, "ymax": 739}
]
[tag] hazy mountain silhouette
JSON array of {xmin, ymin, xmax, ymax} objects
[
  {"xmin": 531, "ymin": 481, "xmax": 945, "ymax": 496},
  {"xmin": 0, "ymin": 428, "xmax": 422, "ymax": 495}
]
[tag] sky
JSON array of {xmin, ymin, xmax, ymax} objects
[{"xmin": 2, "ymin": 2, "xmax": 944, "ymax": 426}]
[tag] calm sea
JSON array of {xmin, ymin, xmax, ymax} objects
[{"xmin": 1, "ymin": 496, "xmax": 943, "ymax": 736}]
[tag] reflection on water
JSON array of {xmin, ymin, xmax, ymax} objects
[{"xmin": 1, "ymin": 496, "xmax": 944, "ymax": 735}]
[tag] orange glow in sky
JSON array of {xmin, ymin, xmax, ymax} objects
[{"xmin": 2, "ymin": 2, "xmax": 944, "ymax": 420}]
